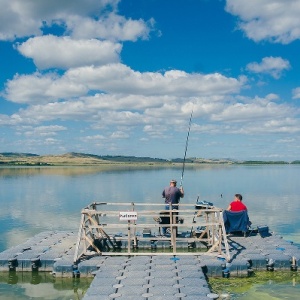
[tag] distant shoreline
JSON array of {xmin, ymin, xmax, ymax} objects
[{"xmin": 0, "ymin": 152, "xmax": 299, "ymax": 166}]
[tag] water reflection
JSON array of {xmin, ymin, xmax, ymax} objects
[
  {"xmin": 0, "ymin": 271, "xmax": 92, "ymax": 300},
  {"xmin": 0, "ymin": 165, "xmax": 172, "ymax": 177}
]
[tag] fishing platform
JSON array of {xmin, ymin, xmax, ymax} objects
[{"xmin": 1, "ymin": 201, "xmax": 299, "ymax": 299}]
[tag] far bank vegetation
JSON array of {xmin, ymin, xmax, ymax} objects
[{"xmin": 0, "ymin": 152, "xmax": 299, "ymax": 166}]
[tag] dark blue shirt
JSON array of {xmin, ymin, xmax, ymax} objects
[{"xmin": 162, "ymin": 186, "xmax": 183, "ymax": 204}]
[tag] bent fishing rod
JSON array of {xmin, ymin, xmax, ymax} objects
[{"xmin": 180, "ymin": 109, "xmax": 193, "ymax": 187}]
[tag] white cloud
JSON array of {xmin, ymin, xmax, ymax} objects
[
  {"xmin": 192, "ymin": 124, "xmax": 222, "ymax": 135},
  {"xmin": 0, "ymin": 114, "xmax": 11, "ymax": 125},
  {"xmin": 23, "ymin": 125, "xmax": 67, "ymax": 137},
  {"xmin": 0, "ymin": 0, "xmax": 119, "ymax": 40},
  {"xmin": 277, "ymin": 137, "xmax": 296, "ymax": 143},
  {"xmin": 44, "ymin": 137, "xmax": 60, "ymax": 145},
  {"xmin": 144, "ymin": 100, "xmax": 224, "ymax": 123},
  {"xmin": 211, "ymin": 95, "xmax": 294, "ymax": 122},
  {"xmin": 66, "ymin": 13, "xmax": 153, "ymax": 41},
  {"xmin": 99, "ymin": 110, "xmax": 145, "ymax": 126},
  {"xmin": 3, "ymin": 90, "xmax": 300, "ymax": 139},
  {"xmin": 20, "ymin": 101, "xmax": 93, "ymax": 121},
  {"xmin": 4, "ymin": 64, "xmax": 244, "ymax": 104},
  {"xmin": 226, "ymin": 0, "xmax": 300, "ymax": 43},
  {"xmin": 246, "ymin": 57, "xmax": 291, "ymax": 79},
  {"xmin": 143, "ymin": 124, "xmax": 168, "ymax": 138},
  {"xmin": 1, "ymin": 91, "xmax": 300, "ymax": 157},
  {"xmin": 197, "ymin": 117, "xmax": 300, "ymax": 136},
  {"xmin": 3, "ymin": 98, "xmax": 149, "ymax": 129},
  {"xmin": 292, "ymin": 87, "xmax": 300, "ymax": 99},
  {"xmin": 0, "ymin": 0, "xmax": 151, "ymax": 42},
  {"xmin": 249, "ymin": 118, "xmax": 300, "ymax": 135},
  {"xmin": 110, "ymin": 131, "xmax": 129, "ymax": 139},
  {"xmin": 82, "ymin": 134, "xmax": 106, "ymax": 141},
  {"xmin": 0, "ymin": 3, "xmax": 41, "ymax": 40},
  {"xmin": 5, "ymin": 72, "xmax": 88, "ymax": 104},
  {"xmin": 16, "ymin": 35, "xmax": 122, "ymax": 70}
]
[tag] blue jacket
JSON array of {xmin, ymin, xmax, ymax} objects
[{"xmin": 223, "ymin": 210, "xmax": 251, "ymax": 233}]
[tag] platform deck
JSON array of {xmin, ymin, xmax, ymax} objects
[{"xmin": 1, "ymin": 229, "xmax": 299, "ymax": 299}]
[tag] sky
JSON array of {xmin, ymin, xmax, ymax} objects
[{"xmin": 0, "ymin": 0, "xmax": 300, "ymax": 161}]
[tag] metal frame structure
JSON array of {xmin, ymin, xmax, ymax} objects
[{"xmin": 73, "ymin": 202, "xmax": 230, "ymax": 263}]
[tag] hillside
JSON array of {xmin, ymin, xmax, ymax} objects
[
  {"xmin": 0, "ymin": 152, "xmax": 234, "ymax": 166},
  {"xmin": 0, "ymin": 152, "xmax": 172, "ymax": 166},
  {"xmin": 0, "ymin": 152, "xmax": 298, "ymax": 166}
]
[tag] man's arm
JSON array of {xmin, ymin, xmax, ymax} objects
[{"xmin": 180, "ymin": 187, "xmax": 184, "ymax": 198}]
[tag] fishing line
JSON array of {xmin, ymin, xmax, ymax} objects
[{"xmin": 180, "ymin": 109, "xmax": 193, "ymax": 187}]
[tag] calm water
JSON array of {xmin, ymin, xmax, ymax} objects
[{"xmin": 0, "ymin": 164, "xmax": 300, "ymax": 299}]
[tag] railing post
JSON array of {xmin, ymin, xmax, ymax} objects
[
  {"xmin": 172, "ymin": 208, "xmax": 176, "ymax": 254},
  {"xmin": 127, "ymin": 219, "xmax": 131, "ymax": 255},
  {"xmin": 220, "ymin": 211, "xmax": 231, "ymax": 261},
  {"xmin": 73, "ymin": 212, "xmax": 85, "ymax": 263}
]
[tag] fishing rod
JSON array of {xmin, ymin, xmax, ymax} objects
[{"xmin": 180, "ymin": 109, "xmax": 193, "ymax": 187}]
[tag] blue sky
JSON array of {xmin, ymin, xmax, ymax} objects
[{"xmin": 1, "ymin": 0, "xmax": 300, "ymax": 161}]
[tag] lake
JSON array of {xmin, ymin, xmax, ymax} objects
[{"xmin": 0, "ymin": 164, "xmax": 300, "ymax": 299}]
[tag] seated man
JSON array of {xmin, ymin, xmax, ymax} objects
[
  {"xmin": 227, "ymin": 193, "xmax": 247, "ymax": 211},
  {"xmin": 224, "ymin": 194, "xmax": 251, "ymax": 235}
]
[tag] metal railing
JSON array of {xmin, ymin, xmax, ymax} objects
[{"xmin": 73, "ymin": 202, "xmax": 230, "ymax": 263}]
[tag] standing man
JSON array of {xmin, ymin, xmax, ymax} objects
[
  {"xmin": 162, "ymin": 179, "xmax": 184, "ymax": 209},
  {"xmin": 161, "ymin": 179, "xmax": 184, "ymax": 235}
]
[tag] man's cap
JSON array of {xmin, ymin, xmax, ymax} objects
[{"xmin": 170, "ymin": 179, "xmax": 177, "ymax": 184}]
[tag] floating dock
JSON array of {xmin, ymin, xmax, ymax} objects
[{"xmin": 1, "ymin": 202, "xmax": 300, "ymax": 299}]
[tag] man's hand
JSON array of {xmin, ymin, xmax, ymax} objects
[{"xmin": 180, "ymin": 186, "xmax": 184, "ymax": 197}]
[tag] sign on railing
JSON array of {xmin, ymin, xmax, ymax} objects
[{"xmin": 119, "ymin": 211, "xmax": 138, "ymax": 221}]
